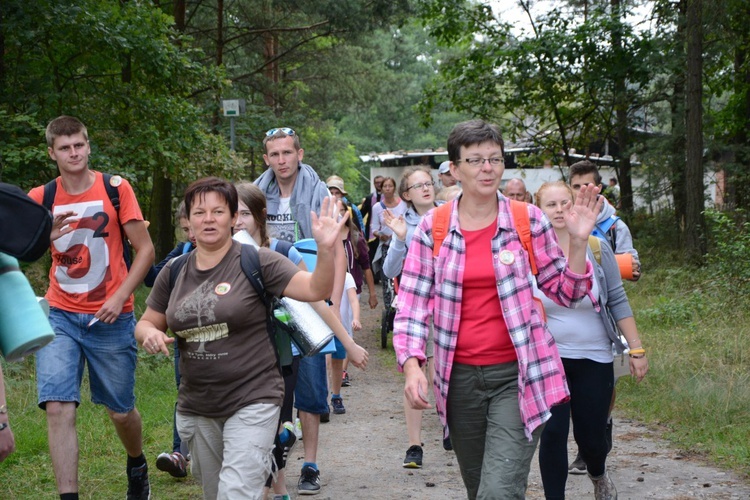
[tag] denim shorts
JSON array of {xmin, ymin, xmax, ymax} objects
[
  {"xmin": 331, "ymin": 336, "xmax": 347, "ymax": 360},
  {"xmin": 294, "ymin": 354, "xmax": 329, "ymax": 414},
  {"xmin": 36, "ymin": 307, "xmax": 138, "ymax": 413}
]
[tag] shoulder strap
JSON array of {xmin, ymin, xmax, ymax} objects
[
  {"xmin": 509, "ymin": 200, "xmax": 538, "ymax": 276},
  {"xmin": 239, "ymin": 244, "xmax": 271, "ymax": 309},
  {"xmin": 101, "ymin": 173, "xmax": 132, "ymax": 269},
  {"xmin": 42, "ymin": 180, "xmax": 57, "ymax": 210},
  {"xmin": 588, "ymin": 234, "xmax": 602, "ymax": 265},
  {"xmin": 432, "ymin": 202, "xmax": 452, "ymax": 258},
  {"xmin": 167, "ymin": 253, "xmax": 191, "ymax": 293},
  {"xmin": 102, "ymin": 173, "xmax": 121, "ymax": 212}
]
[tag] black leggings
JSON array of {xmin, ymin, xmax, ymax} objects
[{"xmin": 539, "ymin": 357, "xmax": 614, "ymax": 499}]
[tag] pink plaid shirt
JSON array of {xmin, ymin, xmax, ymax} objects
[{"xmin": 393, "ymin": 196, "xmax": 592, "ymax": 440}]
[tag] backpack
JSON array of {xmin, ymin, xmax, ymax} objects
[
  {"xmin": 431, "ymin": 199, "xmax": 545, "ymax": 320},
  {"xmin": 166, "ymin": 243, "xmax": 294, "ymax": 373},
  {"xmin": 42, "ymin": 173, "xmax": 132, "ymax": 269},
  {"xmin": 0, "ymin": 183, "xmax": 53, "ymax": 261},
  {"xmin": 592, "ymin": 215, "xmax": 619, "ymax": 253}
]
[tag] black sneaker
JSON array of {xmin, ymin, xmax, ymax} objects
[
  {"xmin": 272, "ymin": 425, "xmax": 297, "ymax": 471},
  {"xmin": 568, "ymin": 451, "xmax": 587, "ymax": 475},
  {"xmin": 331, "ymin": 396, "xmax": 346, "ymax": 415},
  {"xmin": 320, "ymin": 409, "xmax": 330, "ymax": 423},
  {"xmin": 156, "ymin": 451, "xmax": 187, "ymax": 478},
  {"xmin": 403, "ymin": 445, "xmax": 423, "ymax": 469},
  {"xmin": 341, "ymin": 371, "xmax": 351, "ymax": 387},
  {"xmin": 127, "ymin": 462, "xmax": 151, "ymax": 500},
  {"xmin": 298, "ymin": 465, "xmax": 321, "ymax": 495}
]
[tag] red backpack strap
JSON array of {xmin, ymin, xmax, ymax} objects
[
  {"xmin": 509, "ymin": 200, "xmax": 538, "ymax": 276},
  {"xmin": 432, "ymin": 202, "xmax": 453, "ymax": 258}
]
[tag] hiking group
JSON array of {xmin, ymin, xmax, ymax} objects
[{"xmin": 1, "ymin": 115, "xmax": 648, "ymax": 500}]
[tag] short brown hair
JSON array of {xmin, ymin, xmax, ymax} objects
[
  {"xmin": 46, "ymin": 116, "xmax": 88, "ymax": 147},
  {"xmin": 184, "ymin": 177, "xmax": 238, "ymax": 219},
  {"xmin": 447, "ymin": 119, "xmax": 504, "ymax": 162},
  {"xmin": 569, "ymin": 160, "xmax": 602, "ymax": 186}
]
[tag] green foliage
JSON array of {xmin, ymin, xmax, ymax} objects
[
  {"xmin": 621, "ymin": 262, "xmax": 750, "ymax": 472},
  {"xmin": 0, "ymin": 111, "xmax": 51, "ymax": 189},
  {"xmin": 704, "ymin": 209, "xmax": 750, "ymax": 292}
]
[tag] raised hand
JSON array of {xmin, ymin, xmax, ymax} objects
[
  {"xmin": 382, "ymin": 209, "xmax": 407, "ymax": 242},
  {"xmin": 311, "ymin": 196, "xmax": 348, "ymax": 251},
  {"xmin": 565, "ymin": 183, "xmax": 603, "ymax": 241}
]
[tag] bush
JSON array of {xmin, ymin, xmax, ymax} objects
[{"xmin": 704, "ymin": 209, "xmax": 750, "ymax": 292}]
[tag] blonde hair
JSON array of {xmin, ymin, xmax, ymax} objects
[
  {"xmin": 436, "ymin": 185, "xmax": 461, "ymax": 202},
  {"xmin": 535, "ymin": 181, "xmax": 574, "ymax": 207}
]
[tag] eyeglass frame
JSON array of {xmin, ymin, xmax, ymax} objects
[
  {"xmin": 456, "ymin": 157, "xmax": 505, "ymax": 167},
  {"xmin": 407, "ymin": 180, "xmax": 436, "ymax": 191}
]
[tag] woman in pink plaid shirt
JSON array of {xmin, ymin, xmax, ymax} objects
[{"xmin": 394, "ymin": 119, "xmax": 603, "ymax": 499}]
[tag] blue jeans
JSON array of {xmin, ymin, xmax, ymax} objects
[{"xmin": 36, "ymin": 307, "xmax": 137, "ymax": 413}]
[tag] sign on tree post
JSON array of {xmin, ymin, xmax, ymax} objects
[{"xmin": 222, "ymin": 99, "xmax": 245, "ymax": 151}]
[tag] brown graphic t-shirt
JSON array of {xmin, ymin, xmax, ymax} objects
[{"xmin": 147, "ymin": 241, "xmax": 299, "ymax": 417}]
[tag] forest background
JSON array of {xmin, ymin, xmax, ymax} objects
[{"xmin": 1, "ymin": 0, "xmax": 750, "ymax": 494}]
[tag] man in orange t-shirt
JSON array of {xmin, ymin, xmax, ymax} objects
[{"xmin": 27, "ymin": 116, "xmax": 155, "ymax": 500}]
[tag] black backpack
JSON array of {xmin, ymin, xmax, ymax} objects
[
  {"xmin": 167, "ymin": 242, "xmax": 295, "ymax": 374},
  {"xmin": 42, "ymin": 173, "xmax": 132, "ymax": 269},
  {"xmin": 0, "ymin": 183, "xmax": 53, "ymax": 261}
]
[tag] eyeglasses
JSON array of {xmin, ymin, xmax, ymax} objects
[
  {"xmin": 265, "ymin": 127, "xmax": 296, "ymax": 137},
  {"xmin": 458, "ymin": 157, "xmax": 504, "ymax": 167},
  {"xmin": 407, "ymin": 181, "xmax": 436, "ymax": 191}
]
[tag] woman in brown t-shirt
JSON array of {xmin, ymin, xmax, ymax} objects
[{"xmin": 136, "ymin": 177, "xmax": 346, "ymax": 499}]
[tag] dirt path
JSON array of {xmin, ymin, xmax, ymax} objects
[{"xmin": 285, "ymin": 288, "xmax": 750, "ymax": 499}]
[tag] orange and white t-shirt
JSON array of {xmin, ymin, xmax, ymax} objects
[{"xmin": 28, "ymin": 171, "xmax": 144, "ymax": 313}]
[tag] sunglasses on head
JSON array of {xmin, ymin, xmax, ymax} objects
[{"xmin": 265, "ymin": 127, "xmax": 296, "ymax": 137}]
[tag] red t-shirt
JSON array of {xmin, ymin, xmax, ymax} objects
[
  {"xmin": 454, "ymin": 222, "xmax": 517, "ymax": 365},
  {"xmin": 28, "ymin": 171, "xmax": 144, "ymax": 313}
]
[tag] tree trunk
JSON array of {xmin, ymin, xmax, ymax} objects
[
  {"xmin": 610, "ymin": 0, "xmax": 633, "ymax": 215},
  {"xmin": 684, "ymin": 0, "xmax": 706, "ymax": 262},
  {"xmin": 146, "ymin": 0, "xmax": 187, "ymax": 261},
  {"xmin": 150, "ymin": 170, "xmax": 174, "ymax": 261},
  {"xmin": 670, "ymin": 0, "xmax": 688, "ymax": 236}
]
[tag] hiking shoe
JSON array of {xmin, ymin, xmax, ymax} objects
[
  {"xmin": 341, "ymin": 371, "xmax": 351, "ymax": 387},
  {"xmin": 605, "ymin": 417, "xmax": 613, "ymax": 454},
  {"xmin": 590, "ymin": 470, "xmax": 617, "ymax": 500},
  {"xmin": 443, "ymin": 436, "xmax": 453, "ymax": 451},
  {"xmin": 126, "ymin": 462, "xmax": 151, "ymax": 500},
  {"xmin": 403, "ymin": 445, "xmax": 423, "ymax": 469},
  {"xmin": 156, "ymin": 451, "xmax": 187, "ymax": 478},
  {"xmin": 331, "ymin": 396, "xmax": 346, "ymax": 415},
  {"xmin": 298, "ymin": 465, "xmax": 321, "ymax": 495},
  {"xmin": 320, "ymin": 409, "xmax": 330, "ymax": 423},
  {"xmin": 569, "ymin": 451, "xmax": 587, "ymax": 475}
]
